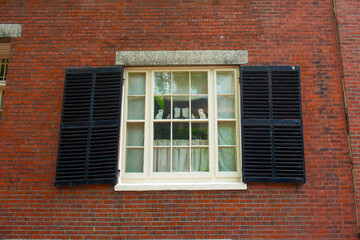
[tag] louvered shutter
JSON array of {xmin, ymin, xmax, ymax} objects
[
  {"xmin": 55, "ymin": 67, "xmax": 124, "ymax": 186},
  {"xmin": 241, "ymin": 66, "xmax": 305, "ymax": 183}
]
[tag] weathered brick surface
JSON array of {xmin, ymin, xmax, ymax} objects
[
  {"xmin": 0, "ymin": 0, "xmax": 358, "ymax": 239},
  {"xmin": 335, "ymin": 0, "xmax": 360, "ymax": 232}
]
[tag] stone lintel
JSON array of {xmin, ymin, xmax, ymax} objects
[
  {"xmin": 116, "ymin": 50, "xmax": 248, "ymax": 66},
  {"xmin": 0, "ymin": 24, "xmax": 22, "ymax": 38}
]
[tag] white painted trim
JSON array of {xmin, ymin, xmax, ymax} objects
[
  {"xmin": 0, "ymin": 24, "xmax": 22, "ymax": 37},
  {"xmin": 118, "ymin": 67, "xmax": 244, "ymax": 191},
  {"xmin": 116, "ymin": 50, "xmax": 248, "ymax": 66},
  {"xmin": 115, "ymin": 182, "xmax": 247, "ymax": 191}
]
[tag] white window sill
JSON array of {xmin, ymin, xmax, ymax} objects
[{"xmin": 114, "ymin": 182, "xmax": 247, "ymax": 191}]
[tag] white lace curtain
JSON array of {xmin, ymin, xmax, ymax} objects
[{"xmin": 153, "ymin": 140, "xmax": 209, "ymax": 172}]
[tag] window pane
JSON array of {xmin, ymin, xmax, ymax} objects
[
  {"xmin": 192, "ymin": 148, "xmax": 209, "ymax": 172},
  {"xmin": 154, "ymin": 96, "xmax": 171, "ymax": 119},
  {"xmin": 173, "ymin": 96, "xmax": 189, "ymax": 119},
  {"xmin": 216, "ymin": 71, "xmax": 234, "ymax": 94},
  {"xmin": 192, "ymin": 123, "xmax": 208, "ymax": 145},
  {"xmin": 126, "ymin": 148, "xmax": 144, "ymax": 173},
  {"xmin": 154, "ymin": 72, "xmax": 171, "ymax": 95},
  {"xmin": 173, "ymin": 122, "xmax": 189, "ymax": 146},
  {"xmin": 217, "ymin": 96, "xmax": 235, "ymax": 119},
  {"xmin": 191, "ymin": 72, "xmax": 208, "ymax": 94},
  {"xmin": 191, "ymin": 96, "xmax": 208, "ymax": 119},
  {"xmin": 127, "ymin": 123, "xmax": 144, "ymax": 146},
  {"xmin": 128, "ymin": 72, "xmax": 146, "ymax": 95},
  {"xmin": 218, "ymin": 147, "xmax": 236, "ymax": 171},
  {"xmin": 218, "ymin": 121, "xmax": 236, "ymax": 145},
  {"xmin": 154, "ymin": 122, "xmax": 171, "ymax": 146},
  {"xmin": 173, "ymin": 72, "xmax": 189, "ymax": 94},
  {"xmin": 172, "ymin": 148, "xmax": 190, "ymax": 172},
  {"xmin": 128, "ymin": 97, "xmax": 145, "ymax": 120},
  {"xmin": 0, "ymin": 90, "xmax": 3, "ymax": 109},
  {"xmin": 153, "ymin": 147, "xmax": 171, "ymax": 172}
]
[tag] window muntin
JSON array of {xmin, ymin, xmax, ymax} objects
[
  {"xmin": 153, "ymin": 71, "xmax": 209, "ymax": 173},
  {"xmin": 120, "ymin": 67, "xmax": 241, "ymax": 185}
]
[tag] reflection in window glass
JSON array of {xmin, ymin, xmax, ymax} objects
[
  {"xmin": 191, "ymin": 72, "xmax": 207, "ymax": 94},
  {"xmin": 216, "ymin": 71, "xmax": 234, "ymax": 94},
  {"xmin": 173, "ymin": 72, "xmax": 189, "ymax": 95},
  {"xmin": 154, "ymin": 72, "xmax": 171, "ymax": 95}
]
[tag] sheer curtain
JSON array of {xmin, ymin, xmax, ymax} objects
[{"xmin": 153, "ymin": 140, "xmax": 209, "ymax": 172}]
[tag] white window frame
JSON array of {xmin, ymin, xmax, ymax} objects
[
  {"xmin": 0, "ymin": 82, "xmax": 5, "ymax": 120},
  {"xmin": 115, "ymin": 66, "xmax": 247, "ymax": 191}
]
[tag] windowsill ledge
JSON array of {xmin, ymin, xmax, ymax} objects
[{"xmin": 115, "ymin": 182, "xmax": 247, "ymax": 191}]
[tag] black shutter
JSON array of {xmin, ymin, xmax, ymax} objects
[
  {"xmin": 55, "ymin": 67, "xmax": 124, "ymax": 186},
  {"xmin": 241, "ymin": 66, "xmax": 305, "ymax": 183}
]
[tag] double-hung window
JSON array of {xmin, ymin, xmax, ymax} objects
[
  {"xmin": 0, "ymin": 43, "xmax": 9, "ymax": 121},
  {"xmin": 118, "ymin": 67, "xmax": 245, "ymax": 190},
  {"xmin": 55, "ymin": 65, "xmax": 305, "ymax": 188}
]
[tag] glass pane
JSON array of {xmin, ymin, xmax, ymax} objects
[
  {"xmin": 126, "ymin": 148, "xmax": 143, "ymax": 173},
  {"xmin": 154, "ymin": 96, "xmax": 171, "ymax": 119},
  {"xmin": 218, "ymin": 147, "xmax": 236, "ymax": 171},
  {"xmin": 191, "ymin": 72, "xmax": 208, "ymax": 94},
  {"xmin": 126, "ymin": 123, "xmax": 144, "ymax": 146},
  {"xmin": 218, "ymin": 121, "xmax": 236, "ymax": 145},
  {"xmin": 128, "ymin": 72, "xmax": 146, "ymax": 95},
  {"xmin": 217, "ymin": 96, "xmax": 235, "ymax": 119},
  {"xmin": 172, "ymin": 148, "xmax": 190, "ymax": 172},
  {"xmin": 154, "ymin": 72, "xmax": 171, "ymax": 95},
  {"xmin": 192, "ymin": 123, "xmax": 208, "ymax": 145},
  {"xmin": 173, "ymin": 96, "xmax": 189, "ymax": 119},
  {"xmin": 217, "ymin": 71, "xmax": 234, "ymax": 94},
  {"xmin": 191, "ymin": 96, "xmax": 208, "ymax": 119},
  {"xmin": 0, "ymin": 90, "xmax": 3, "ymax": 109},
  {"xmin": 128, "ymin": 97, "xmax": 145, "ymax": 120},
  {"xmin": 153, "ymin": 147, "xmax": 171, "ymax": 172},
  {"xmin": 191, "ymin": 148, "xmax": 209, "ymax": 172},
  {"xmin": 154, "ymin": 122, "xmax": 171, "ymax": 146},
  {"xmin": 173, "ymin": 72, "xmax": 189, "ymax": 94},
  {"xmin": 173, "ymin": 122, "xmax": 189, "ymax": 146}
]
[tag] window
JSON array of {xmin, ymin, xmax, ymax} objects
[
  {"xmin": 0, "ymin": 43, "xmax": 9, "ymax": 121},
  {"xmin": 55, "ymin": 65, "xmax": 305, "ymax": 188},
  {"xmin": 117, "ymin": 67, "xmax": 246, "ymax": 190}
]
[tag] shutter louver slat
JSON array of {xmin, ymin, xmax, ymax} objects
[
  {"xmin": 272, "ymin": 71, "xmax": 301, "ymax": 120},
  {"xmin": 61, "ymin": 73, "xmax": 92, "ymax": 123},
  {"xmin": 241, "ymin": 66, "xmax": 305, "ymax": 183},
  {"xmin": 274, "ymin": 125, "xmax": 304, "ymax": 180},
  {"xmin": 56, "ymin": 127, "xmax": 88, "ymax": 183},
  {"xmin": 55, "ymin": 67, "xmax": 124, "ymax": 186},
  {"xmin": 242, "ymin": 125, "xmax": 272, "ymax": 180},
  {"xmin": 242, "ymin": 71, "xmax": 270, "ymax": 119}
]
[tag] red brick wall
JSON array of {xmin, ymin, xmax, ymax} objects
[
  {"xmin": 0, "ymin": 0, "xmax": 358, "ymax": 239},
  {"xmin": 335, "ymin": 0, "xmax": 360, "ymax": 233}
]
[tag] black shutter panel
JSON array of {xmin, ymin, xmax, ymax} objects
[
  {"xmin": 55, "ymin": 67, "xmax": 124, "ymax": 186},
  {"xmin": 241, "ymin": 66, "xmax": 305, "ymax": 183}
]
